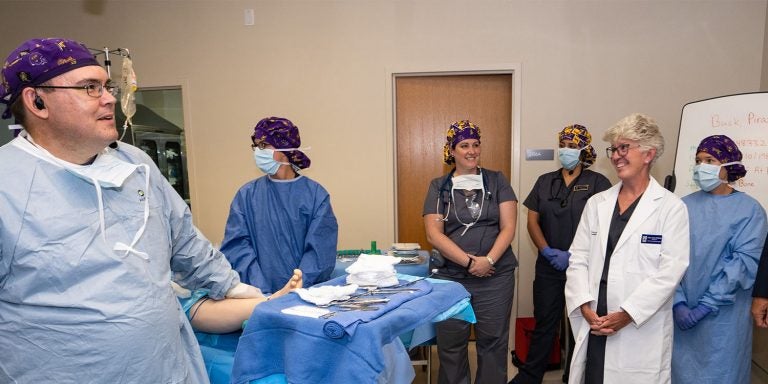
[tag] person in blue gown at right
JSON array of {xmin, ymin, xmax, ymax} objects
[
  {"xmin": 221, "ymin": 117, "xmax": 338, "ymax": 294},
  {"xmin": 672, "ymin": 135, "xmax": 768, "ymax": 384}
]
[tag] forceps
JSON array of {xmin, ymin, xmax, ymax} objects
[
  {"xmin": 317, "ymin": 297, "xmax": 390, "ymax": 308},
  {"xmin": 320, "ymin": 308, "xmax": 379, "ymax": 319},
  {"xmin": 319, "ymin": 300, "xmax": 387, "ymax": 319}
]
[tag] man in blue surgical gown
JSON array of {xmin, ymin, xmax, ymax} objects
[
  {"xmin": 672, "ymin": 135, "xmax": 768, "ymax": 384},
  {"xmin": 221, "ymin": 117, "xmax": 338, "ymax": 293},
  {"xmin": 0, "ymin": 38, "xmax": 261, "ymax": 383}
]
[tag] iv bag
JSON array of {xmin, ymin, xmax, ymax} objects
[{"xmin": 120, "ymin": 56, "xmax": 137, "ymax": 127}]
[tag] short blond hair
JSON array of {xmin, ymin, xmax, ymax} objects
[{"xmin": 603, "ymin": 113, "xmax": 665, "ymax": 165}]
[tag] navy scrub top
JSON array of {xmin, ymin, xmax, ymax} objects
[{"xmin": 523, "ymin": 168, "xmax": 611, "ymax": 263}]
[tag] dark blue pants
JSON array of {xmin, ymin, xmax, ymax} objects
[
  {"xmin": 512, "ymin": 260, "xmax": 568, "ymax": 384},
  {"xmin": 436, "ymin": 269, "xmax": 516, "ymax": 384}
]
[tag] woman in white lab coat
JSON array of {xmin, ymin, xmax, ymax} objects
[{"xmin": 564, "ymin": 113, "xmax": 690, "ymax": 384}]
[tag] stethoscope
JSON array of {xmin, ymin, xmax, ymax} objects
[
  {"xmin": 435, "ymin": 167, "xmax": 492, "ymax": 236},
  {"xmin": 549, "ymin": 168, "xmax": 584, "ymax": 208}
]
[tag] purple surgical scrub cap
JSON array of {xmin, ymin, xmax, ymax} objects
[
  {"xmin": 444, "ymin": 120, "xmax": 481, "ymax": 165},
  {"xmin": 696, "ymin": 135, "xmax": 746, "ymax": 182},
  {"xmin": 251, "ymin": 117, "xmax": 311, "ymax": 169},
  {"xmin": 1, "ymin": 38, "xmax": 99, "ymax": 119},
  {"xmin": 558, "ymin": 124, "xmax": 597, "ymax": 168}
]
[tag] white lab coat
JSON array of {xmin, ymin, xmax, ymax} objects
[{"xmin": 565, "ymin": 177, "xmax": 689, "ymax": 384}]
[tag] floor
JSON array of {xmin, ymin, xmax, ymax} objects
[
  {"xmin": 411, "ymin": 343, "xmax": 768, "ymax": 384},
  {"xmin": 411, "ymin": 343, "xmax": 564, "ymax": 384}
]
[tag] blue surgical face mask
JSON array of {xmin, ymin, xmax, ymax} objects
[
  {"xmin": 253, "ymin": 148, "xmax": 289, "ymax": 175},
  {"xmin": 558, "ymin": 148, "xmax": 582, "ymax": 170},
  {"xmin": 693, "ymin": 163, "xmax": 726, "ymax": 192}
]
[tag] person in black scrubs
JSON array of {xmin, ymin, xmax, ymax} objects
[
  {"xmin": 509, "ymin": 125, "xmax": 610, "ymax": 384},
  {"xmin": 564, "ymin": 113, "xmax": 689, "ymax": 383},
  {"xmin": 752, "ymin": 234, "xmax": 768, "ymax": 327},
  {"xmin": 423, "ymin": 120, "xmax": 518, "ymax": 384}
]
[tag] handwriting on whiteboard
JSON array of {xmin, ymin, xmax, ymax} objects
[{"xmin": 711, "ymin": 112, "xmax": 768, "ymax": 128}]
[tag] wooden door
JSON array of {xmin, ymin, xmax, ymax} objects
[{"xmin": 395, "ymin": 74, "xmax": 513, "ymax": 249}]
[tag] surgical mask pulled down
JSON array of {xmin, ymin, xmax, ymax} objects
[
  {"xmin": 693, "ymin": 162, "xmax": 741, "ymax": 192},
  {"xmin": 60, "ymin": 152, "xmax": 151, "ymax": 260},
  {"xmin": 66, "ymin": 150, "xmax": 140, "ymax": 188},
  {"xmin": 451, "ymin": 173, "xmax": 485, "ymax": 235},
  {"xmin": 12, "ymin": 134, "xmax": 150, "ymax": 260},
  {"xmin": 558, "ymin": 148, "xmax": 582, "ymax": 170},
  {"xmin": 452, "ymin": 173, "xmax": 483, "ymax": 190}
]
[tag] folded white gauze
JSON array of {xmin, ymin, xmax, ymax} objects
[
  {"xmin": 294, "ymin": 284, "xmax": 359, "ymax": 306},
  {"xmin": 345, "ymin": 253, "xmax": 401, "ymax": 287}
]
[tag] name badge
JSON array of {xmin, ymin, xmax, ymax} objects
[
  {"xmin": 573, "ymin": 184, "xmax": 589, "ymax": 192},
  {"xmin": 641, "ymin": 234, "xmax": 662, "ymax": 244}
]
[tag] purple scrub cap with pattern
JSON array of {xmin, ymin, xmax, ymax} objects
[
  {"xmin": 443, "ymin": 120, "xmax": 481, "ymax": 164},
  {"xmin": 1, "ymin": 37, "xmax": 99, "ymax": 119},
  {"xmin": 558, "ymin": 124, "xmax": 597, "ymax": 168},
  {"xmin": 251, "ymin": 117, "xmax": 311, "ymax": 169},
  {"xmin": 696, "ymin": 135, "xmax": 746, "ymax": 182}
]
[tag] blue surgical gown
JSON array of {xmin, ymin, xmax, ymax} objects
[
  {"xmin": 0, "ymin": 138, "xmax": 239, "ymax": 383},
  {"xmin": 221, "ymin": 175, "xmax": 338, "ymax": 293},
  {"xmin": 672, "ymin": 190, "xmax": 768, "ymax": 384}
]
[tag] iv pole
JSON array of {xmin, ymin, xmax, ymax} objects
[
  {"xmin": 90, "ymin": 47, "xmax": 131, "ymax": 79},
  {"xmin": 88, "ymin": 47, "xmax": 136, "ymax": 142}
]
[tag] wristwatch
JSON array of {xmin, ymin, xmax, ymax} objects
[{"xmin": 486, "ymin": 256, "xmax": 495, "ymax": 266}]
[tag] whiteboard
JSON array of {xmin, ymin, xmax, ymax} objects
[{"xmin": 671, "ymin": 92, "xmax": 768, "ymax": 209}]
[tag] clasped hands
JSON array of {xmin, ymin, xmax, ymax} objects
[
  {"xmin": 467, "ymin": 254, "xmax": 495, "ymax": 278},
  {"xmin": 673, "ymin": 302, "xmax": 713, "ymax": 330},
  {"xmin": 580, "ymin": 303, "xmax": 633, "ymax": 336},
  {"xmin": 752, "ymin": 297, "xmax": 768, "ymax": 328}
]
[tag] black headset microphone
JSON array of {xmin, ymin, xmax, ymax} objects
[{"xmin": 34, "ymin": 95, "xmax": 45, "ymax": 110}]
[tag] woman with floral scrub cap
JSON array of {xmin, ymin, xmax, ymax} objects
[
  {"xmin": 221, "ymin": 117, "xmax": 339, "ymax": 294},
  {"xmin": 510, "ymin": 125, "xmax": 610, "ymax": 384},
  {"xmin": 423, "ymin": 120, "xmax": 518, "ymax": 384},
  {"xmin": 671, "ymin": 135, "xmax": 767, "ymax": 384}
]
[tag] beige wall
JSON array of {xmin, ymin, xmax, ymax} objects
[
  {"xmin": 763, "ymin": 1, "xmax": 768, "ymax": 91},
  {"xmin": 2, "ymin": 0, "xmax": 765, "ymax": 316}
]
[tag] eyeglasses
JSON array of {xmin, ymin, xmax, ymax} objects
[
  {"xmin": 34, "ymin": 82, "xmax": 119, "ymax": 98},
  {"xmin": 605, "ymin": 143, "xmax": 641, "ymax": 158},
  {"xmin": 251, "ymin": 142, "xmax": 269, "ymax": 151}
]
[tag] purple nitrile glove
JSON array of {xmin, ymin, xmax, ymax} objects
[
  {"xmin": 677, "ymin": 303, "xmax": 713, "ymax": 330},
  {"xmin": 541, "ymin": 247, "xmax": 558, "ymax": 262},
  {"xmin": 549, "ymin": 249, "xmax": 571, "ymax": 271},
  {"xmin": 673, "ymin": 302, "xmax": 691, "ymax": 330}
]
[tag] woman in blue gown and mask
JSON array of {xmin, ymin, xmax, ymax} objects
[
  {"xmin": 221, "ymin": 117, "xmax": 339, "ymax": 294},
  {"xmin": 672, "ymin": 135, "xmax": 767, "ymax": 383}
]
